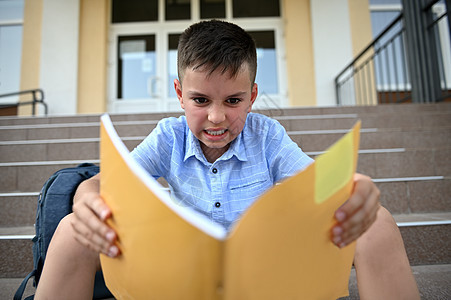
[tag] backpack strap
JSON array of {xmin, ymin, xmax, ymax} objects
[{"xmin": 13, "ymin": 269, "xmax": 36, "ymax": 300}]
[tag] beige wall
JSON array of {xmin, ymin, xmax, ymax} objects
[
  {"xmin": 347, "ymin": 0, "xmax": 376, "ymax": 105},
  {"xmin": 77, "ymin": 0, "xmax": 109, "ymax": 114},
  {"xmin": 19, "ymin": 0, "xmax": 43, "ymax": 116},
  {"xmin": 283, "ymin": 0, "xmax": 317, "ymax": 107},
  {"xmin": 348, "ymin": 0, "xmax": 372, "ymax": 56}
]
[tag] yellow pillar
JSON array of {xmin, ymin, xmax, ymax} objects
[
  {"xmin": 19, "ymin": 0, "xmax": 43, "ymax": 116},
  {"xmin": 283, "ymin": 0, "xmax": 317, "ymax": 107},
  {"xmin": 77, "ymin": 0, "xmax": 109, "ymax": 114},
  {"xmin": 347, "ymin": 0, "xmax": 377, "ymax": 105}
]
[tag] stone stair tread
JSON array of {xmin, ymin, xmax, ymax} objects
[
  {"xmin": 0, "ymin": 226, "xmax": 34, "ymax": 236},
  {"xmin": 0, "ymin": 264, "xmax": 449, "ymax": 300},
  {"xmin": 1, "ymin": 212, "xmax": 449, "ymax": 238},
  {"xmin": 394, "ymin": 212, "xmax": 451, "ymax": 224}
]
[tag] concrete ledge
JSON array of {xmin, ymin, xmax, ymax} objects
[{"xmin": 1, "ymin": 264, "xmax": 450, "ymax": 299}]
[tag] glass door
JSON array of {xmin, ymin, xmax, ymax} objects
[
  {"xmin": 117, "ymin": 35, "xmax": 156, "ymax": 100},
  {"xmin": 108, "ymin": 0, "xmax": 286, "ymax": 113},
  {"xmin": 109, "ymin": 26, "xmax": 185, "ymax": 113}
]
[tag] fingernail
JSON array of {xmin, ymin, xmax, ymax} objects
[
  {"xmin": 106, "ymin": 231, "xmax": 115, "ymax": 242},
  {"xmin": 339, "ymin": 242, "xmax": 346, "ymax": 249},
  {"xmin": 332, "ymin": 226, "xmax": 343, "ymax": 236},
  {"xmin": 335, "ymin": 211, "xmax": 346, "ymax": 222},
  {"xmin": 100, "ymin": 210, "xmax": 109, "ymax": 220},
  {"xmin": 108, "ymin": 246, "xmax": 118, "ymax": 257},
  {"xmin": 332, "ymin": 236, "xmax": 342, "ymax": 245}
]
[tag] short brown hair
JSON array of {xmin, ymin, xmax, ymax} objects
[{"xmin": 177, "ymin": 20, "xmax": 257, "ymax": 85}]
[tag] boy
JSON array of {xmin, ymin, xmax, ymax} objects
[{"xmin": 36, "ymin": 20, "xmax": 419, "ymax": 299}]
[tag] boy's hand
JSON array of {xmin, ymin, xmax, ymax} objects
[
  {"xmin": 331, "ymin": 173, "xmax": 380, "ymax": 248},
  {"xmin": 71, "ymin": 175, "xmax": 120, "ymax": 258}
]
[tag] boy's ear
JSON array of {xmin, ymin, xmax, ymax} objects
[
  {"xmin": 248, "ymin": 83, "xmax": 258, "ymax": 112},
  {"xmin": 174, "ymin": 79, "xmax": 185, "ymax": 109}
]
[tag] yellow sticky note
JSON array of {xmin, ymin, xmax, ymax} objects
[{"xmin": 315, "ymin": 123, "xmax": 359, "ymax": 204}]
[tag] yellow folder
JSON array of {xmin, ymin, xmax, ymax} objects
[{"xmin": 99, "ymin": 114, "xmax": 360, "ymax": 299}]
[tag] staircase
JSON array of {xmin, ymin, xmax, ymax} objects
[{"xmin": 1, "ymin": 103, "xmax": 450, "ymax": 299}]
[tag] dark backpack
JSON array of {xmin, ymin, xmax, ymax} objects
[{"xmin": 14, "ymin": 163, "xmax": 112, "ymax": 300}]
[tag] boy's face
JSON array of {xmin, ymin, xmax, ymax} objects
[{"xmin": 175, "ymin": 64, "xmax": 258, "ymax": 162}]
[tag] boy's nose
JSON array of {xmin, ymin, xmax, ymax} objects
[{"xmin": 208, "ymin": 105, "xmax": 226, "ymax": 124}]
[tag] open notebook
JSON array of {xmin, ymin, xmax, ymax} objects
[{"xmin": 99, "ymin": 114, "xmax": 360, "ymax": 300}]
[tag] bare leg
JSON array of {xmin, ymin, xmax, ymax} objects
[
  {"xmin": 354, "ymin": 206, "xmax": 420, "ymax": 300},
  {"xmin": 35, "ymin": 213, "xmax": 100, "ymax": 300}
]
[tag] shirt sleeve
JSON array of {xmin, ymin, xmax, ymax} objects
[
  {"xmin": 130, "ymin": 118, "xmax": 177, "ymax": 179},
  {"xmin": 265, "ymin": 120, "xmax": 314, "ymax": 183}
]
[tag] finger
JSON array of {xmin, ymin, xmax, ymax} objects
[
  {"xmin": 336, "ymin": 173, "xmax": 380, "ymax": 221},
  {"xmin": 71, "ymin": 215, "xmax": 119, "ymax": 257},
  {"xmin": 340, "ymin": 186, "xmax": 380, "ymax": 233},
  {"xmin": 72, "ymin": 201, "xmax": 116, "ymax": 249},
  {"xmin": 339, "ymin": 204, "xmax": 379, "ymax": 246},
  {"xmin": 333, "ymin": 193, "xmax": 380, "ymax": 247},
  {"xmin": 86, "ymin": 195, "xmax": 111, "ymax": 221}
]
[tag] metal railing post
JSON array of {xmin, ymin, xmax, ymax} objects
[{"xmin": 401, "ymin": 0, "xmax": 442, "ymax": 103}]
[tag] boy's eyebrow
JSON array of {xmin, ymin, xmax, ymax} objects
[{"xmin": 187, "ymin": 90, "xmax": 248, "ymax": 98}]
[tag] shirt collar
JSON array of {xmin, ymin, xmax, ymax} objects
[{"xmin": 183, "ymin": 122, "xmax": 249, "ymax": 164}]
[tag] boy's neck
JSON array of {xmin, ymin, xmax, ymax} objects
[{"xmin": 201, "ymin": 143, "xmax": 230, "ymax": 163}]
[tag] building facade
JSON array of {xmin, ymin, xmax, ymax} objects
[{"xmin": 1, "ymin": 0, "xmax": 374, "ymax": 116}]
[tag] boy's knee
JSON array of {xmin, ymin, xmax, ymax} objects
[
  {"xmin": 356, "ymin": 206, "xmax": 404, "ymax": 257},
  {"xmin": 376, "ymin": 206, "xmax": 396, "ymax": 226},
  {"xmin": 49, "ymin": 213, "xmax": 100, "ymax": 267},
  {"xmin": 55, "ymin": 213, "xmax": 75, "ymax": 233}
]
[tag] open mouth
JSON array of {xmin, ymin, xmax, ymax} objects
[{"xmin": 205, "ymin": 129, "xmax": 228, "ymax": 136}]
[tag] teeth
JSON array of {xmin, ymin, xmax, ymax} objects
[{"xmin": 206, "ymin": 129, "xmax": 226, "ymax": 136}]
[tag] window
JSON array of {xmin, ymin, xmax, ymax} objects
[
  {"xmin": 168, "ymin": 34, "xmax": 181, "ymax": 98},
  {"xmin": 117, "ymin": 35, "xmax": 156, "ymax": 99},
  {"xmin": 249, "ymin": 31, "xmax": 278, "ymax": 94},
  {"xmin": 112, "ymin": 0, "xmax": 158, "ymax": 23},
  {"xmin": 166, "ymin": 0, "xmax": 191, "ymax": 20},
  {"xmin": 233, "ymin": 0, "xmax": 280, "ymax": 18},
  {"xmin": 200, "ymin": 0, "xmax": 225, "ymax": 19},
  {"xmin": 0, "ymin": 0, "xmax": 24, "ymax": 104}
]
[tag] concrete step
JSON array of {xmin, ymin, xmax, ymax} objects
[
  {"xmin": 1, "ymin": 110, "xmax": 450, "ymax": 142},
  {"xmin": 1, "ymin": 264, "xmax": 450, "ymax": 300},
  {"xmin": 1, "ymin": 127, "xmax": 451, "ymax": 162},
  {"xmin": 0, "ymin": 213, "xmax": 449, "ymax": 279},
  {"xmin": 1, "ymin": 176, "xmax": 449, "ymax": 227},
  {"xmin": 376, "ymin": 177, "xmax": 451, "ymax": 214},
  {"xmin": 292, "ymin": 126, "xmax": 451, "ymax": 151},
  {"xmin": 0, "ymin": 102, "xmax": 449, "ymax": 127},
  {"xmin": 1, "ymin": 147, "xmax": 449, "ymax": 189},
  {"xmin": 0, "ymin": 148, "xmax": 449, "ymax": 187},
  {"xmin": 0, "ymin": 112, "xmax": 181, "ymax": 126}
]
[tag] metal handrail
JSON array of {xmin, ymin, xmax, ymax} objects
[
  {"xmin": 0, "ymin": 89, "xmax": 48, "ymax": 115},
  {"xmin": 335, "ymin": 13, "xmax": 404, "ymax": 106},
  {"xmin": 335, "ymin": 13, "xmax": 404, "ymax": 82}
]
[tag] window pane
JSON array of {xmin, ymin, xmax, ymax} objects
[
  {"xmin": 0, "ymin": 25, "xmax": 23, "ymax": 103},
  {"xmin": 248, "ymin": 31, "xmax": 278, "ymax": 94},
  {"xmin": 117, "ymin": 35, "xmax": 156, "ymax": 99},
  {"xmin": 112, "ymin": 0, "xmax": 158, "ymax": 23},
  {"xmin": 0, "ymin": 0, "xmax": 24, "ymax": 21},
  {"xmin": 201, "ymin": 0, "xmax": 225, "ymax": 19},
  {"xmin": 168, "ymin": 34, "xmax": 181, "ymax": 98},
  {"xmin": 166, "ymin": 0, "xmax": 191, "ymax": 20},
  {"xmin": 233, "ymin": 0, "xmax": 279, "ymax": 18},
  {"xmin": 369, "ymin": 0, "xmax": 400, "ymax": 5}
]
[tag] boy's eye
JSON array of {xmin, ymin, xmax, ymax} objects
[
  {"xmin": 226, "ymin": 98, "xmax": 241, "ymax": 105},
  {"xmin": 193, "ymin": 97, "xmax": 208, "ymax": 104}
]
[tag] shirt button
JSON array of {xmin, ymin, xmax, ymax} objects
[
  {"xmin": 212, "ymin": 168, "xmax": 218, "ymax": 174},
  {"xmin": 215, "ymin": 202, "xmax": 221, "ymax": 208}
]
